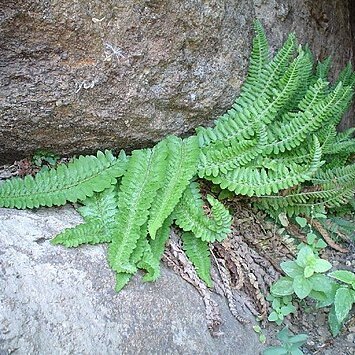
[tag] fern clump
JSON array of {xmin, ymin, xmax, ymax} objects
[{"xmin": 0, "ymin": 20, "xmax": 354, "ymax": 292}]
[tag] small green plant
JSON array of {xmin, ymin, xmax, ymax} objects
[
  {"xmin": 32, "ymin": 149, "xmax": 59, "ymax": 168},
  {"xmin": 294, "ymin": 215, "xmax": 328, "ymax": 252},
  {"xmin": 271, "ymin": 244, "xmax": 333, "ymax": 299},
  {"xmin": 263, "ymin": 326, "xmax": 308, "ymax": 355},
  {"xmin": 267, "ymin": 295, "xmax": 296, "ymax": 325},
  {"xmin": 327, "ymin": 270, "xmax": 355, "ymax": 336},
  {"xmin": 253, "ymin": 324, "xmax": 267, "ymax": 344},
  {"xmin": 270, "ymin": 241, "xmax": 355, "ymax": 336}
]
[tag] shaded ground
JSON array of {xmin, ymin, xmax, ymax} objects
[{"xmin": 0, "ymin": 159, "xmax": 354, "ymax": 354}]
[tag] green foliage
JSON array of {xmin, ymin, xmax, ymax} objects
[
  {"xmin": 32, "ymin": 149, "xmax": 60, "ymax": 167},
  {"xmin": 327, "ymin": 270, "xmax": 355, "ymax": 335},
  {"xmin": 0, "ymin": 150, "xmax": 128, "ymax": 209},
  {"xmin": 182, "ymin": 232, "xmax": 213, "ymax": 287},
  {"xmin": 148, "ymin": 136, "xmax": 199, "ymax": 239},
  {"xmin": 270, "ymin": 240, "xmax": 355, "ymax": 336},
  {"xmin": 0, "ymin": 20, "xmax": 354, "ymax": 297},
  {"xmin": 271, "ymin": 245, "xmax": 333, "ymax": 299},
  {"xmin": 263, "ymin": 326, "xmax": 308, "ymax": 355},
  {"xmin": 266, "ymin": 295, "xmax": 296, "ymax": 326},
  {"xmin": 52, "ymin": 187, "xmax": 118, "ymax": 247},
  {"xmin": 174, "ymin": 182, "xmax": 232, "ymax": 242}
]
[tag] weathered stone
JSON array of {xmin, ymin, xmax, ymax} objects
[
  {"xmin": 0, "ymin": 207, "xmax": 263, "ymax": 354},
  {"xmin": 0, "ymin": 0, "xmax": 353, "ymax": 164}
]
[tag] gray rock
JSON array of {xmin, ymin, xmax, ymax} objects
[
  {"xmin": 0, "ymin": 207, "xmax": 263, "ymax": 354},
  {"xmin": 0, "ymin": 0, "xmax": 353, "ymax": 164}
]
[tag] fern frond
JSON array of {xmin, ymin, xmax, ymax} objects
[
  {"xmin": 198, "ymin": 124, "xmax": 267, "ymax": 178},
  {"xmin": 236, "ymin": 19, "xmax": 270, "ymax": 103},
  {"xmin": 211, "ymin": 136, "xmax": 322, "ymax": 196},
  {"xmin": 315, "ymin": 56, "xmax": 332, "ymax": 81},
  {"xmin": 196, "ymin": 30, "xmax": 298, "ymax": 150},
  {"xmin": 312, "ymin": 163, "xmax": 355, "ymax": 186},
  {"xmin": 115, "ymin": 273, "xmax": 133, "ymax": 292},
  {"xmin": 174, "ymin": 182, "xmax": 232, "ymax": 242},
  {"xmin": 197, "ymin": 47, "xmax": 305, "ymax": 151},
  {"xmin": 235, "ymin": 31, "xmax": 297, "ymax": 108},
  {"xmin": 264, "ymin": 82, "xmax": 352, "ymax": 154},
  {"xmin": 51, "ymin": 187, "xmax": 119, "ymax": 247},
  {"xmin": 51, "ymin": 221, "xmax": 106, "ymax": 247},
  {"xmin": 0, "ymin": 150, "xmax": 127, "ymax": 209},
  {"xmin": 182, "ymin": 232, "xmax": 213, "ymax": 287},
  {"xmin": 334, "ymin": 62, "xmax": 355, "ymax": 88},
  {"xmin": 149, "ymin": 215, "xmax": 172, "ymax": 269},
  {"xmin": 256, "ymin": 164, "xmax": 355, "ymax": 216},
  {"xmin": 148, "ymin": 136, "xmax": 199, "ymax": 239},
  {"xmin": 108, "ymin": 142, "xmax": 168, "ymax": 274}
]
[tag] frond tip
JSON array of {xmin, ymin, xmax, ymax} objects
[{"xmin": 174, "ymin": 182, "xmax": 232, "ymax": 242}]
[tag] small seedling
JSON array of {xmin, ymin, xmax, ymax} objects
[{"xmin": 267, "ymin": 295, "xmax": 296, "ymax": 325}]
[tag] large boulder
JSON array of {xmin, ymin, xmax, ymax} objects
[
  {"xmin": 0, "ymin": 207, "xmax": 263, "ymax": 354},
  {"xmin": 0, "ymin": 0, "xmax": 353, "ymax": 163}
]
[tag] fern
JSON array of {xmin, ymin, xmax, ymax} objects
[
  {"xmin": 52, "ymin": 187, "xmax": 119, "ymax": 246},
  {"xmin": 182, "ymin": 232, "xmax": 213, "ymax": 287},
  {"xmin": 0, "ymin": 150, "xmax": 127, "ymax": 209},
  {"xmin": 148, "ymin": 136, "xmax": 199, "ymax": 239},
  {"xmin": 211, "ymin": 136, "xmax": 322, "ymax": 196},
  {"xmin": 144, "ymin": 216, "xmax": 173, "ymax": 281},
  {"xmin": 0, "ymin": 21, "xmax": 354, "ymax": 295},
  {"xmin": 108, "ymin": 142, "xmax": 168, "ymax": 274},
  {"xmin": 174, "ymin": 182, "xmax": 232, "ymax": 242},
  {"xmin": 256, "ymin": 164, "xmax": 355, "ymax": 216},
  {"xmin": 315, "ymin": 56, "xmax": 332, "ymax": 81},
  {"xmin": 198, "ymin": 124, "xmax": 267, "ymax": 178}
]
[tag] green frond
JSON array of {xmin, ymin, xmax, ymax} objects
[
  {"xmin": 115, "ymin": 273, "xmax": 133, "ymax": 292},
  {"xmin": 198, "ymin": 124, "xmax": 267, "ymax": 178},
  {"xmin": 334, "ymin": 62, "xmax": 355, "ymax": 88},
  {"xmin": 283, "ymin": 47, "xmax": 314, "ymax": 112},
  {"xmin": 317, "ymin": 124, "xmax": 337, "ymax": 147},
  {"xmin": 315, "ymin": 56, "xmax": 332, "ymax": 81},
  {"xmin": 264, "ymin": 82, "xmax": 352, "ymax": 154},
  {"xmin": 211, "ymin": 136, "xmax": 323, "ymax": 196},
  {"xmin": 135, "ymin": 216, "xmax": 172, "ymax": 282},
  {"xmin": 108, "ymin": 142, "xmax": 168, "ymax": 274},
  {"xmin": 148, "ymin": 135, "xmax": 199, "ymax": 239},
  {"xmin": 196, "ymin": 31, "xmax": 298, "ymax": 150},
  {"xmin": 235, "ymin": 31, "xmax": 297, "ymax": 108},
  {"xmin": 256, "ymin": 164, "xmax": 355, "ymax": 216},
  {"xmin": 51, "ymin": 187, "xmax": 119, "ymax": 247},
  {"xmin": 174, "ymin": 182, "xmax": 232, "ymax": 242},
  {"xmin": 297, "ymin": 78, "xmax": 328, "ymax": 112},
  {"xmin": 236, "ymin": 19, "xmax": 270, "ymax": 101},
  {"xmin": 312, "ymin": 163, "xmax": 355, "ymax": 186},
  {"xmin": 0, "ymin": 150, "xmax": 127, "ymax": 209},
  {"xmin": 182, "ymin": 232, "xmax": 213, "ymax": 287},
  {"xmin": 149, "ymin": 215, "xmax": 173, "ymax": 268},
  {"xmin": 51, "ymin": 221, "xmax": 107, "ymax": 247},
  {"xmin": 137, "ymin": 242, "xmax": 160, "ymax": 282}
]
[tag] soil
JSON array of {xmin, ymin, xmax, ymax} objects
[{"xmin": 0, "ymin": 158, "xmax": 354, "ymax": 354}]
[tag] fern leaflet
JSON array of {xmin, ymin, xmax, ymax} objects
[{"xmin": 182, "ymin": 232, "xmax": 213, "ymax": 287}]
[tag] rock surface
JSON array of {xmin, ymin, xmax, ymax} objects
[
  {"xmin": 0, "ymin": 207, "xmax": 263, "ymax": 354},
  {"xmin": 0, "ymin": 0, "xmax": 354, "ymax": 163}
]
